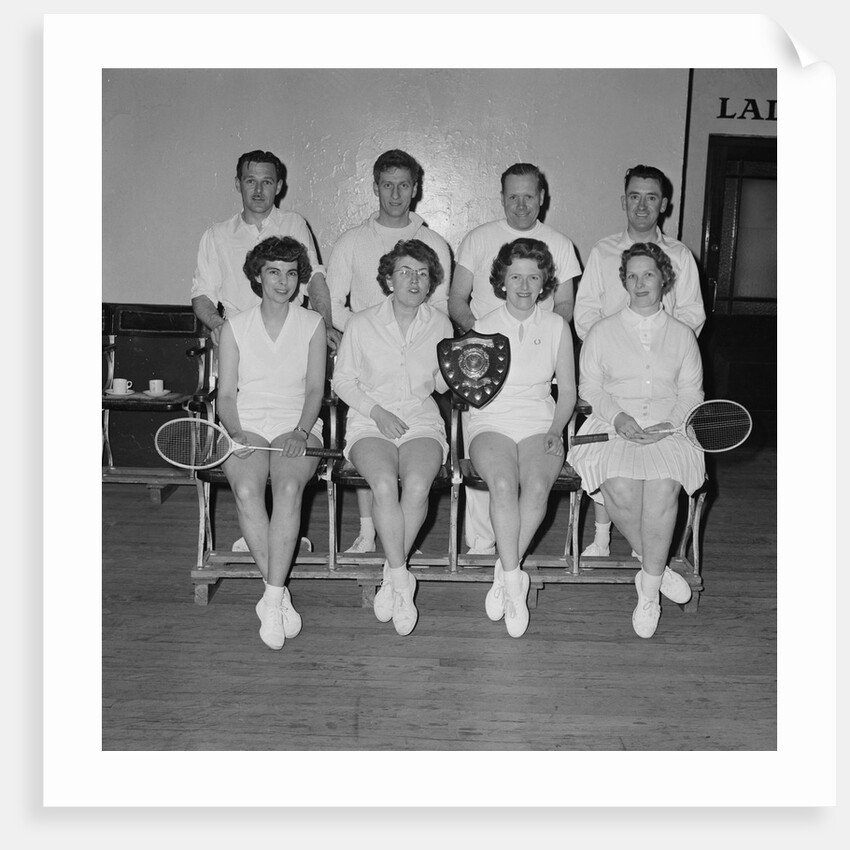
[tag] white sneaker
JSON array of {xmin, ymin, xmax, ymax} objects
[
  {"xmin": 504, "ymin": 569, "xmax": 530, "ymax": 638},
  {"xmin": 632, "ymin": 571, "xmax": 661, "ymax": 639},
  {"xmin": 485, "ymin": 559, "xmax": 506, "ymax": 621},
  {"xmin": 346, "ymin": 534, "xmax": 376, "ymax": 554},
  {"xmin": 255, "ymin": 597, "xmax": 285, "ymax": 650},
  {"xmin": 660, "ymin": 566, "xmax": 692, "ymax": 604},
  {"xmin": 256, "ymin": 587, "xmax": 302, "ymax": 639},
  {"xmin": 373, "ymin": 562, "xmax": 394, "ymax": 622},
  {"xmin": 581, "ymin": 540, "xmax": 610, "ymax": 557},
  {"xmin": 392, "ymin": 572, "xmax": 418, "ymax": 636}
]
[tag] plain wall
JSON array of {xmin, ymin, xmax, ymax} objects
[{"xmin": 102, "ymin": 68, "xmax": 690, "ymax": 305}]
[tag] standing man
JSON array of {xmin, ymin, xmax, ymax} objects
[
  {"xmin": 573, "ymin": 163, "xmax": 706, "ymax": 557},
  {"xmin": 448, "ymin": 162, "xmax": 582, "ymax": 554},
  {"xmin": 191, "ymin": 149, "xmax": 338, "ymax": 349},
  {"xmin": 327, "ymin": 149, "xmax": 452, "ymax": 553}
]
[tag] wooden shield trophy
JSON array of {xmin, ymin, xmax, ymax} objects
[{"xmin": 437, "ymin": 330, "xmax": 510, "ymax": 409}]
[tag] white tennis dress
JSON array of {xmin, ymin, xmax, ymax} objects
[
  {"xmin": 228, "ymin": 303, "xmax": 324, "ymax": 443},
  {"xmin": 466, "ymin": 303, "xmax": 564, "ymax": 444}
]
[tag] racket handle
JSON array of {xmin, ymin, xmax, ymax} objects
[
  {"xmin": 305, "ymin": 447, "xmax": 344, "ymax": 458},
  {"xmin": 571, "ymin": 433, "xmax": 611, "ymax": 445}
]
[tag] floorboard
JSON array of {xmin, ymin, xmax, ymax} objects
[{"xmin": 102, "ymin": 446, "xmax": 776, "ymax": 751}]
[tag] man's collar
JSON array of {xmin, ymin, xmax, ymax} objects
[
  {"xmin": 238, "ymin": 207, "xmax": 279, "ymax": 230},
  {"xmin": 618, "ymin": 225, "xmax": 665, "ymax": 246}
]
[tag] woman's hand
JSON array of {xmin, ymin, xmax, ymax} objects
[
  {"xmin": 639, "ymin": 422, "xmax": 674, "ymax": 444},
  {"xmin": 231, "ymin": 430, "xmax": 255, "ymax": 458},
  {"xmin": 613, "ymin": 412, "xmax": 646, "ymax": 442},
  {"xmin": 543, "ymin": 431, "xmax": 565, "ymax": 456},
  {"xmin": 371, "ymin": 405, "xmax": 409, "ymax": 440},
  {"xmin": 278, "ymin": 430, "xmax": 309, "ymax": 458}
]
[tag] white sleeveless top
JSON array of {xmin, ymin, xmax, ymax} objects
[{"xmin": 228, "ymin": 303, "xmax": 324, "ymax": 441}]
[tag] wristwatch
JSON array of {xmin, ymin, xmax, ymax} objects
[{"xmin": 293, "ymin": 426, "xmax": 310, "ymax": 439}]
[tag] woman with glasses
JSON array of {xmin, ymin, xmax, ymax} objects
[{"xmin": 333, "ymin": 239, "xmax": 453, "ymax": 637}]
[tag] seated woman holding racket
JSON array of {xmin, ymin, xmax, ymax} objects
[
  {"xmin": 466, "ymin": 238, "xmax": 576, "ymax": 639},
  {"xmin": 216, "ymin": 235, "xmax": 327, "ymax": 651},
  {"xmin": 332, "ymin": 239, "xmax": 453, "ymax": 638},
  {"xmin": 567, "ymin": 241, "xmax": 705, "ymax": 639}
]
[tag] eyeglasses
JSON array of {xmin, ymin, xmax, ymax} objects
[{"xmin": 395, "ymin": 266, "xmax": 430, "ymax": 281}]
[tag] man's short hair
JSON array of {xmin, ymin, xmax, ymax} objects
[
  {"xmin": 236, "ymin": 150, "xmax": 285, "ymax": 183},
  {"xmin": 623, "ymin": 164, "xmax": 672, "ymax": 200},
  {"xmin": 500, "ymin": 162, "xmax": 544, "ymax": 193},
  {"xmin": 372, "ymin": 149, "xmax": 423, "ymax": 185}
]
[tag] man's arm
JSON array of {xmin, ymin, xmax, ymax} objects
[
  {"xmin": 325, "ymin": 234, "xmax": 356, "ymax": 333},
  {"xmin": 572, "ymin": 247, "xmax": 607, "ymax": 341},
  {"xmin": 191, "ymin": 229, "xmax": 225, "ymax": 342},
  {"xmin": 191, "ymin": 295, "xmax": 225, "ymax": 346},
  {"xmin": 428, "ymin": 240, "xmax": 452, "ymax": 316},
  {"xmin": 306, "ymin": 272, "xmax": 342, "ymax": 351},
  {"xmin": 670, "ymin": 250, "xmax": 707, "ymax": 337},
  {"xmin": 552, "ymin": 275, "xmax": 577, "ymax": 323},
  {"xmin": 448, "ymin": 265, "xmax": 476, "ymax": 332}
]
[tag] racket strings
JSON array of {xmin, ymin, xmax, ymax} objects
[
  {"xmin": 686, "ymin": 402, "xmax": 751, "ymax": 451},
  {"xmin": 156, "ymin": 420, "xmax": 231, "ymax": 468}
]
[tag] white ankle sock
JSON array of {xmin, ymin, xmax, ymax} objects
[
  {"xmin": 389, "ymin": 565, "xmax": 409, "ymax": 590},
  {"xmin": 639, "ymin": 569, "xmax": 662, "ymax": 601},
  {"xmin": 263, "ymin": 584, "xmax": 284, "ymax": 605},
  {"xmin": 593, "ymin": 522, "xmax": 611, "ymax": 546},
  {"xmin": 359, "ymin": 517, "xmax": 375, "ymax": 540},
  {"xmin": 503, "ymin": 567, "xmax": 523, "ymax": 596}
]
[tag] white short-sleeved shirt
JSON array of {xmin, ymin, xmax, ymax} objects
[
  {"xmin": 456, "ymin": 218, "xmax": 581, "ymax": 320},
  {"xmin": 191, "ymin": 208, "xmax": 324, "ymax": 319}
]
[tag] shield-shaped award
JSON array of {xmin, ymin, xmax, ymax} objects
[{"xmin": 437, "ymin": 330, "xmax": 510, "ymax": 409}]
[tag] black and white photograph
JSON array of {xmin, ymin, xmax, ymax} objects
[{"xmin": 31, "ymin": 9, "xmax": 838, "ymax": 843}]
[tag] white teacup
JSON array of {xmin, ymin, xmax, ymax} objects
[
  {"xmin": 149, "ymin": 379, "xmax": 164, "ymax": 394},
  {"xmin": 112, "ymin": 378, "xmax": 132, "ymax": 394}
]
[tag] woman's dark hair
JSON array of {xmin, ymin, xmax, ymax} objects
[
  {"xmin": 489, "ymin": 238, "xmax": 558, "ymax": 301},
  {"xmin": 243, "ymin": 236, "xmax": 312, "ymax": 298},
  {"xmin": 376, "ymin": 239, "xmax": 443, "ymax": 297},
  {"xmin": 618, "ymin": 241, "xmax": 676, "ymax": 295}
]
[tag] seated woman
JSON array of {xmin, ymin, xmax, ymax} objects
[
  {"xmin": 567, "ymin": 241, "xmax": 705, "ymax": 639},
  {"xmin": 333, "ymin": 239, "xmax": 453, "ymax": 637},
  {"xmin": 467, "ymin": 238, "xmax": 576, "ymax": 638},
  {"xmin": 216, "ymin": 236, "xmax": 327, "ymax": 651}
]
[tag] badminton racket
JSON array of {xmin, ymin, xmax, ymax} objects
[
  {"xmin": 155, "ymin": 418, "xmax": 342, "ymax": 470},
  {"xmin": 570, "ymin": 399, "xmax": 752, "ymax": 453}
]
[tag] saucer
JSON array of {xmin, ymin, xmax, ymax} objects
[
  {"xmin": 144, "ymin": 389, "xmax": 170, "ymax": 397},
  {"xmin": 105, "ymin": 388, "xmax": 134, "ymax": 396}
]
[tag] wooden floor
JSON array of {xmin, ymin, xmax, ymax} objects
[{"xmin": 102, "ymin": 445, "xmax": 776, "ymax": 751}]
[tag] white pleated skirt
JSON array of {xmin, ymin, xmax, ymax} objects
[{"xmin": 567, "ymin": 413, "xmax": 706, "ymax": 499}]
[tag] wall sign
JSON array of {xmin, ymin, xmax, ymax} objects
[{"xmin": 717, "ymin": 97, "xmax": 777, "ymax": 121}]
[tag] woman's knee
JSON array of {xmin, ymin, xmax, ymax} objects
[
  {"xmin": 272, "ymin": 474, "xmax": 308, "ymax": 504},
  {"xmin": 368, "ymin": 475, "xmax": 400, "ymax": 504},
  {"xmin": 231, "ymin": 481, "xmax": 266, "ymax": 506},
  {"xmin": 601, "ymin": 478, "xmax": 639, "ymax": 510},
  {"xmin": 401, "ymin": 473, "xmax": 433, "ymax": 505},
  {"xmin": 488, "ymin": 474, "xmax": 519, "ymax": 503}
]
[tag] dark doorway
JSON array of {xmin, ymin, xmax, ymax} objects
[{"xmin": 699, "ymin": 134, "xmax": 777, "ymax": 445}]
